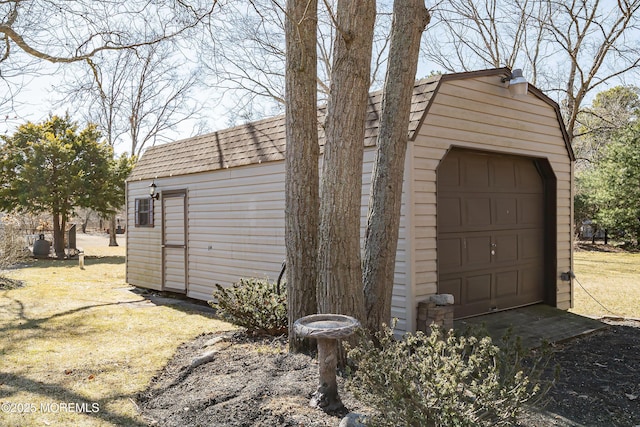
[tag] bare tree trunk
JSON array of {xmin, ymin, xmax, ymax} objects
[
  {"xmin": 363, "ymin": 0, "xmax": 429, "ymax": 332},
  {"xmin": 109, "ymin": 213, "xmax": 118, "ymax": 246},
  {"xmin": 284, "ymin": 0, "xmax": 320, "ymax": 352},
  {"xmin": 317, "ymin": 0, "xmax": 375, "ymax": 323},
  {"xmin": 53, "ymin": 213, "xmax": 66, "ymax": 258},
  {"xmin": 81, "ymin": 210, "xmax": 91, "ymax": 233}
]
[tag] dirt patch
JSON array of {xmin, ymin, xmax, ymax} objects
[
  {"xmin": 138, "ymin": 321, "xmax": 640, "ymax": 427},
  {"xmin": 0, "ymin": 275, "xmax": 24, "ymax": 289},
  {"xmin": 137, "ymin": 333, "xmax": 367, "ymax": 427}
]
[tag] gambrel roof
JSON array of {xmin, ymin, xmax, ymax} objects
[
  {"xmin": 128, "ymin": 68, "xmax": 572, "ymax": 181},
  {"xmin": 128, "ymin": 76, "xmax": 439, "ymax": 181}
]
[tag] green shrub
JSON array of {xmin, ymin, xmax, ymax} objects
[
  {"xmin": 346, "ymin": 324, "xmax": 554, "ymax": 427},
  {"xmin": 210, "ymin": 278, "xmax": 287, "ymax": 336}
]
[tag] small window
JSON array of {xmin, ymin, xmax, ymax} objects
[{"xmin": 135, "ymin": 198, "xmax": 154, "ymax": 227}]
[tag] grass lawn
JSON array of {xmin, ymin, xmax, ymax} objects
[
  {"xmin": 0, "ymin": 239, "xmax": 233, "ymax": 427},
  {"xmin": 1, "ymin": 238, "xmax": 638, "ymax": 426},
  {"xmin": 571, "ymin": 249, "xmax": 640, "ymax": 319}
]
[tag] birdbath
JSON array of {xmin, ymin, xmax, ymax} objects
[{"xmin": 294, "ymin": 313, "xmax": 360, "ymax": 411}]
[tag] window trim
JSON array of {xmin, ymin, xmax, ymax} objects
[{"xmin": 134, "ymin": 197, "xmax": 154, "ymax": 227}]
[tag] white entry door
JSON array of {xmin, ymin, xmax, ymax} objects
[{"xmin": 162, "ymin": 192, "xmax": 187, "ymax": 292}]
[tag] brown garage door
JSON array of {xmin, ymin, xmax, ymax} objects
[{"xmin": 437, "ymin": 149, "xmax": 545, "ymax": 319}]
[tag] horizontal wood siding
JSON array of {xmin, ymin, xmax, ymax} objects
[
  {"xmin": 183, "ymin": 162, "xmax": 286, "ymax": 301},
  {"xmin": 126, "ymin": 182, "xmax": 163, "ymax": 290},
  {"xmin": 362, "ymin": 149, "xmax": 410, "ymax": 332},
  {"xmin": 127, "ymin": 149, "xmax": 410, "ymax": 332},
  {"xmin": 411, "ymin": 76, "xmax": 573, "ymax": 310}
]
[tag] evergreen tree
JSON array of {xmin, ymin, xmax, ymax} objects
[
  {"xmin": 0, "ymin": 115, "xmax": 132, "ymax": 257},
  {"xmin": 584, "ymin": 122, "xmax": 640, "ymax": 246}
]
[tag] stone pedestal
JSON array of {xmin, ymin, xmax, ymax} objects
[
  {"xmin": 417, "ymin": 294, "xmax": 455, "ymax": 332},
  {"xmin": 293, "ymin": 314, "xmax": 360, "ymax": 412},
  {"xmin": 310, "ymin": 338, "xmax": 342, "ymax": 411}
]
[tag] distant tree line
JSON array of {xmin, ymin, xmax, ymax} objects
[{"xmin": 574, "ymin": 85, "xmax": 640, "ymax": 246}]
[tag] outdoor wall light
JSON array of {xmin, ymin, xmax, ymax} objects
[
  {"xmin": 502, "ymin": 68, "xmax": 528, "ymax": 97},
  {"xmin": 149, "ymin": 181, "xmax": 160, "ymax": 200}
]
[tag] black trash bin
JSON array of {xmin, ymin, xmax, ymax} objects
[{"xmin": 32, "ymin": 234, "xmax": 51, "ymax": 258}]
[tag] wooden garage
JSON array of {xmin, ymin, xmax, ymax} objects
[{"xmin": 126, "ymin": 68, "xmax": 574, "ymax": 333}]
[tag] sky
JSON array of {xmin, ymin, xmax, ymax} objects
[
  {"xmin": 1, "ymin": 48, "xmax": 481, "ymax": 154},
  {"xmin": 2, "ymin": 0, "xmax": 638, "ymax": 156},
  {"xmin": 1, "ymin": 62, "xmax": 233, "ymax": 155}
]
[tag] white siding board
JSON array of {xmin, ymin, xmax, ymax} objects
[
  {"xmin": 431, "ymin": 102, "xmax": 563, "ymax": 136},
  {"xmin": 127, "ymin": 146, "xmax": 410, "ymax": 332},
  {"xmin": 433, "ymin": 136, "xmax": 564, "ymax": 161},
  {"xmin": 435, "ymin": 87, "xmax": 560, "ymax": 126},
  {"xmin": 415, "ymin": 260, "xmax": 437, "ymax": 275},
  {"xmin": 414, "ymin": 205, "xmax": 436, "ymax": 218},
  {"xmin": 558, "ymin": 206, "xmax": 571, "ymax": 217},
  {"xmin": 413, "ymin": 168, "xmax": 437, "ymax": 183},
  {"xmin": 192, "ymin": 234, "xmax": 284, "ymax": 247},
  {"xmin": 192, "ymin": 249, "xmax": 285, "ymax": 263},
  {"xmin": 189, "ymin": 271, "xmax": 248, "ymax": 287},
  {"xmin": 189, "ymin": 182, "xmax": 286, "ymax": 198},
  {"xmin": 190, "ymin": 209, "xmax": 285, "ymax": 220},
  {"xmin": 557, "ymin": 180, "xmax": 572, "ymax": 191},
  {"xmin": 413, "ymin": 158, "xmax": 440, "ymax": 171},
  {"xmin": 414, "ymin": 227, "xmax": 437, "ymax": 239},
  {"xmin": 414, "ymin": 238, "xmax": 436, "ymax": 250},
  {"xmin": 188, "ymin": 289, "xmax": 215, "ymax": 301},
  {"xmin": 189, "ymin": 200, "xmax": 285, "ymax": 212},
  {"xmin": 189, "ymin": 227, "xmax": 283, "ymax": 239},
  {"xmin": 420, "ymin": 117, "xmax": 568, "ymax": 155},
  {"xmin": 409, "ymin": 75, "xmax": 573, "ymax": 311},
  {"xmin": 187, "ymin": 262, "xmax": 282, "ymax": 284},
  {"xmin": 126, "ymin": 181, "xmax": 163, "ymax": 290},
  {"xmin": 192, "ymin": 256, "xmax": 285, "ymax": 274},
  {"xmin": 443, "ymin": 79, "xmax": 554, "ymax": 116}
]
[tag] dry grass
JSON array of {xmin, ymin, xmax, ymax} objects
[
  {"xmin": 1, "ymin": 236, "xmax": 638, "ymax": 426},
  {"xmin": 0, "ymin": 238, "xmax": 233, "ymax": 427},
  {"xmin": 571, "ymin": 249, "xmax": 640, "ymax": 319}
]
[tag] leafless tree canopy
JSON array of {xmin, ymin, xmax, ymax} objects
[
  {"xmin": 573, "ymin": 85, "xmax": 640, "ymax": 166},
  {"xmin": 196, "ymin": 0, "xmax": 393, "ymax": 126},
  {"xmin": 546, "ymin": 0, "xmax": 640, "ymax": 136},
  {"xmin": 422, "ymin": 0, "xmax": 536, "ymax": 72},
  {"xmin": 1, "ymin": 0, "xmax": 215, "ymax": 63},
  {"xmin": 56, "ymin": 44, "xmax": 204, "ymax": 156},
  {"xmin": 0, "ymin": 0, "xmax": 215, "ymax": 119},
  {"xmin": 422, "ymin": 0, "xmax": 640, "ymax": 137}
]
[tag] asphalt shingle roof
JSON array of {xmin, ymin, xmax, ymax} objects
[{"xmin": 128, "ymin": 76, "xmax": 440, "ymax": 181}]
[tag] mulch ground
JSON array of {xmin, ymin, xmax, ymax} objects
[{"xmin": 138, "ymin": 319, "xmax": 640, "ymax": 427}]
